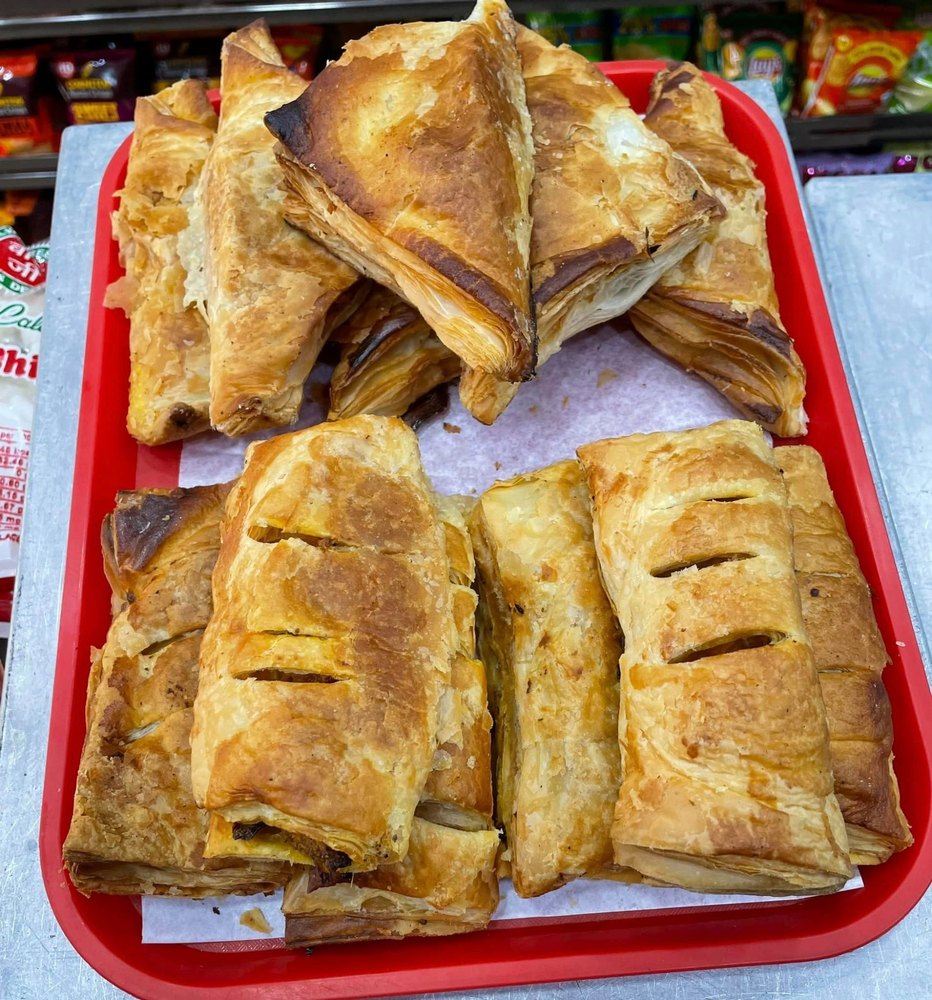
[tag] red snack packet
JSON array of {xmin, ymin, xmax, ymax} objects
[
  {"xmin": 272, "ymin": 26, "xmax": 323, "ymax": 81},
  {"xmin": 797, "ymin": 0, "xmax": 900, "ymax": 112},
  {"xmin": 0, "ymin": 51, "xmax": 55, "ymax": 156},
  {"xmin": 802, "ymin": 26, "xmax": 924, "ymax": 116}
]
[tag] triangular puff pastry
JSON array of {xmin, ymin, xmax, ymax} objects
[
  {"xmin": 203, "ymin": 21, "xmax": 359, "ymax": 436},
  {"xmin": 629, "ymin": 62, "xmax": 807, "ymax": 438},
  {"xmin": 459, "ymin": 28, "xmax": 723, "ymax": 423},
  {"xmin": 106, "ymin": 80, "xmax": 216, "ymax": 446},
  {"xmin": 266, "ymin": 0, "xmax": 536, "ymax": 384}
]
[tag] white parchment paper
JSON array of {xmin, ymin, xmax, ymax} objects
[
  {"xmin": 179, "ymin": 320, "xmax": 741, "ymax": 491},
  {"xmin": 143, "ymin": 319, "xmax": 860, "ymax": 945},
  {"xmin": 141, "ymin": 873, "xmax": 865, "ymax": 945}
]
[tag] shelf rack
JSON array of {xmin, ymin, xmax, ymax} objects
[{"xmin": 1, "ymin": 0, "xmax": 931, "ymax": 188}]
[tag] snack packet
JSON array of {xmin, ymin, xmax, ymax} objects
[
  {"xmin": 272, "ymin": 26, "xmax": 324, "ymax": 80},
  {"xmin": 802, "ymin": 26, "xmax": 924, "ymax": 116},
  {"xmin": 612, "ymin": 6, "xmax": 695, "ymax": 61},
  {"xmin": 0, "ymin": 226, "xmax": 47, "ymax": 584},
  {"xmin": 702, "ymin": 4, "xmax": 802, "ymax": 113},
  {"xmin": 525, "ymin": 11, "xmax": 605, "ymax": 60},
  {"xmin": 0, "ymin": 50, "xmax": 56, "ymax": 156},
  {"xmin": 887, "ymin": 9, "xmax": 932, "ymax": 114},
  {"xmin": 50, "ymin": 48, "xmax": 136, "ymax": 125},
  {"xmin": 149, "ymin": 37, "xmax": 221, "ymax": 94},
  {"xmin": 797, "ymin": 0, "xmax": 900, "ymax": 112}
]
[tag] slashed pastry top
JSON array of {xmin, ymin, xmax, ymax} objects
[
  {"xmin": 469, "ymin": 460, "xmax": 622, "ymax": 897},
  {"xmin": 328, "ymin": 284, "xmax": 461, "ymax": 421},
  {"xmin": 578, "ymin": 420, "xmax": 851, "ymax": 895},
  {"xmin": 105, "ymin": 79, "xmax": 216, "ymax": 445},
  {"xmin": 283, "ymin": 496, "xmax": 499, "ymax": 946},
  {"xmin": 777, "ymin": 445, "xmax": 912, "ymax": 864},
  {"xmin": 190, "ymin": 415, "xmax": 455, "ymax": 871},
  {"xmin": 266, "ymin": 0, "xmax": 537, "ymax": 384},
  {"xmin": 460, "ymin": 28, "xmax": 723, "ymax": 424},
  {"xmin": 203, "ymin": 20, "xmax": 359, "ymax": 436},
  {"xmin": 64, "ymin": 484, "xmax": 290, "ymax": 897},
  {"xmin": 629, "ymin": 62, "xmax": 808, "ymax": 438}
]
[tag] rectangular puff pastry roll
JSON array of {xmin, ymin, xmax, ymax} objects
[
  {"xmin": 328, "ymin": 284, "xmax": 461, "ymax": 421},
  {"xmin": 459, "ymin": 28, "xmax": 723, "ymax": 424},
  {"xmin": 629, "ymin": 63, "xmax": 807, "ymax": 438},
  {"xmin": 283, "ymin": 497, "xmax": 499, "ymax": 946},
  {"xmin": 777, "ymin": 445, "xmax": 912, "ymax": 864},
  {"xmin": 105, "ymin": 79, "xmax": 216, "ymax": 445},
  {"xmin": 191, "ymin": 415, "xmax": 455, "ymax": 872},
  {"xmin": 203, "ymin": 20, "xmax": 359, "ymax": 436},
  {"xmin": 578, "ymin": 420, "xmax": 851, "ymax": 895},
  {"xmin": 64, "ymin": 485, "xmax": 289, "ymax": 896},
  {"xmin": 469, "ymin": 460, "xmax": 622, "ymax": 897},
  {"xmin": 266, "ymin": 0, "xmax": 536, "ymax": 385}
]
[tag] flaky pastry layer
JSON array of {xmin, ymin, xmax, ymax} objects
[
  {"xmin": 778, "ymin": 445, "xmax": 911, "ymax": 864},
  {"xmin": 578, "ymin": 420, "xmax": 851, "ymax": 894},
  {"xmin": 630, "ymin": 62, "xmax": 807, "ymax": 437}
]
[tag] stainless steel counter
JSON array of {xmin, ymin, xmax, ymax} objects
[{"xmin": 1, "ymin": 87, "xmax": 930, "ymax": 1000}]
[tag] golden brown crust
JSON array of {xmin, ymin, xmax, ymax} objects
[
  {"xmin": 267, "ymin": 0, "xmax": 536, "ymax": 383},
  {"xmin": 64, "ymin": 485, "xmax": 289, "ymax": 897},
  {"xmin": 470, "ymin": 460, "xmax": 622, "ymax": 897},
  {"xmin": 105, "ymin": 79, "xmax": 216, "ymax": 445},
  {"xmin": 423, "ymin": 497, "xmax": 494, "ymax": 827},
  {"xmin": 101, "ymin": 484, "xmax": 232, "ymax": 606},
  {"xmin": 629, "ymin": 62, "xmax": 807, "ymax": 438},
  {"xmin": 328, "ymin": 285, "xmax": 461, "ymax": 420},
  {"xmin": 191, "ymin": 416, "xmax": 455, "ymax": 870},
  {"xmin": 777, "ymin": 445, "xmax": 911, "ymax": 863},
  {"xmin": 282, "ymin": 494, "xmax": 498, "ymax": 944},
  {"xmin": 578, "ymin": 421, "xmax": 851, "ymax": 894},
  {"xmin": 283, "ymin": 819, "xmax": 500, "ymax": 946},
  {"xmin": 204, "ymin": 21, "xmax": 358, "ymax": 436},
  {"xmin": 458, "ymin": 32, "xmax": 722, "ymax": 424}
]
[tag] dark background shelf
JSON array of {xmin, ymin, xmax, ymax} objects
[
  {"xmin": 2, "ymin": 1, "xmax": 932, "ymax": 191},
  {"xmin": 0, "ymin": 0, "xmax": 680, "ymax": 38},
  {"xmin": 0, "ymin": 155, "xmax": 59, "ymax": 191},
  {"xmin": 788, "ymin": 113, "xmax": 932, "ymax": 153}
]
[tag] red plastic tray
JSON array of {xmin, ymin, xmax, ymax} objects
[{"xmin": 40, "ymin": 62, "xmax": 932, "ymax": 999}]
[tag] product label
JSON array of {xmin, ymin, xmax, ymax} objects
[
  {"xmin": 0, "ymin": 227, "xmax": 45, "ymax": 579},
  {"xmin": 71, "ymin": 101, "xmax": 119, "ymax": 124},
  {"xmin": 0, "ymin": 426, "xmax": 29, "ymax": 551}
]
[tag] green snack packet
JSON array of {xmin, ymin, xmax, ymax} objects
[
  {"xmin": 612, "ymin": 6, "xmax": 696, "ymax": 61},
  {"xmin": 887, "ymin": 4, "xmax": 932, "ymax": 115},
  {"xmin": 702, "ymin": 5, "xmax": 802, "ymax": 114},
  {"xmin": 525, "ymin": 10, "xmax": 604, "ymax": 60},
  {"xmin": 887, "ymin": 31, "xmax": 932, "ymax": 113}
]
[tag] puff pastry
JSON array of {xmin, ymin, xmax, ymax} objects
[
  {"xmin": 629, "ymin": 63, "xmax": 807, "ymax": 438},
  {"xmin": 578, "ymin": 420, "xmax": 851, "ymax": 894},
  {"xmin": 470, "ymin": 460, "xmax": 622, "ymax": 896},
  {"xmin": 328, "ymin": 285, "xmax": 460, "ymax": 421},
  {"xmin": 191, "ymin": 415, "xmax": 454, "ymax": 871},
  {"xmin": 203, "ymin": 20, "xmax": 359, "ymax": 436},
  {"xmin": 64, "ymin": 485, "xmax": 289, "ymax": 896},
  {"xmin": 777, "ymin": 445, "xmax": 912, "ymax": 864},
  {"xmin": 283, "ymin": 497, "xmax": 499, "ymax": 945},
  {"xmin": 105, "ymin": 80, "xmax": 216, "ymax": 445},
  {"xmin": 267, "ymin": 0, "xmax": 536, "ymax": 384},
  {"xmin": 460, "ymin": 29, "xmax": 723, "ymax": 423}
]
